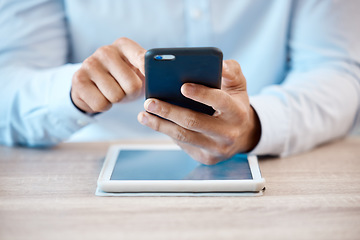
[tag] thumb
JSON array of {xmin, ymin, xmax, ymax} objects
[{"xmin": 221, "ymin": 60, "xmax": 247, "ymax": 93}]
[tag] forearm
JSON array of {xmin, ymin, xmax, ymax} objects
[
  {"xmin": 0, "ymin": 0, "xmax": 96, "ymax": 146},
  {"xmin": 0, "ymin": 64, "xmax": 94, "ymax": 147},
  {"xmin": 250, "ymin": 63, "xmax": 360, "ymax": 156}
]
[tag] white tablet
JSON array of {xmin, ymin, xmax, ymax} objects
[{"xmin": 97, "ymin": 144, "xmax": 265, "ymax": 193}]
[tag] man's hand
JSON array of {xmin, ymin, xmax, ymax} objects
[
  {"xmin": 137, "ymin": 60, "xmax": 261, "ymax": 165},
  {"xmin": 71, "ymin": 37, "xmax": 146, "ymax": 113}
]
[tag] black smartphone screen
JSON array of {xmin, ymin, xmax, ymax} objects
[{"xmin": 145, "ymin": 47, "xmax": 223, "ymax": 115}]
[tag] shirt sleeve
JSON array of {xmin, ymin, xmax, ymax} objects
[
  {"xmin": 249, "ymin": 0, "xmax": 360, "ymax": 157},
  {"xmin": 0, "ymin": 0, "xmax": 94, "ymax": 147}
]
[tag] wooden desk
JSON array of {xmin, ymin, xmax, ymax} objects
[{"xmin": 0, "ymin": 137, "xmax": 359, "ymax": 240}]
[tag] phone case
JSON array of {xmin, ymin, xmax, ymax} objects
[{"xmin": 145, "ymin": 47, "xmax": 223, "ymax": 115}]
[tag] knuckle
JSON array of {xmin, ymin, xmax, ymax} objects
[
  {"xmin": 96, "ymin": 45, "xmax": 116, "ymax": 59},
  {"xmin": 174, "ymin": 128, "xmax": 188, "ymax": 143},
  {"xmin": 226, "ymin": 59, "xmax": 242, "ymax": 78},
  {"xmin": 159, "ymin": 104, "xmax": 171, "ymax": 119},
  {"xmin": 227, "ymin": 129, "xmax": 239, "ymax": 142},
  {"xmin": 152, "ymin": 118, "xmax": 161, "ymax": 132},
  {"xmin": 114, "ymin": 37, "xmax": 130, "ymax": 45},
  {"xmin": 183, "ymin": 115, "xmax": 200, "ymax": 129},
  {"xmin": 107, "ymin": 93, "xmax": 123, "ymax": 103},
  {"xmin": 134, "ymin": 49, "xmax": 145, "ymax": 63},
  {"xmin": 228, "ymin": 59, "xmax": 241, "ymax": 71},
  {"xmin": 200, "ymin": 155, "xmax": 219, "ymax": 166},
  {"xmin": 213, "ymin": 143, "xmax": 225, "ymax": 156},
  {"xmin": 124, "ymin": 79, "xmax": 142, "ymax": 95},
  {"xmin": 215, "ymin": 144, "xmax": 230, "ymax": 157},
  {"xmin": 72, "ymin": 70, "xmax": 88, "ymax": 86},
  {"xmin": 91, "ymin": 100, "xmax": 110, "ymax": 113},
  {"xmin": 83, "ymin": 57, "xmax": 99, "ymax": 70},
  {"xmin": 222, "ymin": 129, "xmax": 240, "ymax": 145}
]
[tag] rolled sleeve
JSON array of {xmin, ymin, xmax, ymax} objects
[
  {"xmin": 249, "ymin": 93, "xmax": 289, "ymax": 156},
  {"xmin": 47, "ymin": 64, "xmax": 95, "ymax": 141}
]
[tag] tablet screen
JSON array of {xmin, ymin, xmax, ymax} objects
[{"xmin": 110, "ymin": 149, "xmax": 253, "ymax": 180}]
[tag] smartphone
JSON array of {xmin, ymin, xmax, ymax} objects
[{"xmin": 145, "ymin": 47, "xmax": 223, "ymax": 115}]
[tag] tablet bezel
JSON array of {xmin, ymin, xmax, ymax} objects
[{"xmin": 97, "ymin": 144, "xmax": 265, "ymax": 193}]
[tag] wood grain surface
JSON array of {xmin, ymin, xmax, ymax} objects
[{"xmin": 0, "ymin": 137, "xmax": 359, "ymax": 240}]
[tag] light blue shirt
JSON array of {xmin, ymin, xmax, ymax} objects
[{"xmin": 0, "ymin": 0, "xmax": 359, "ymax": 156}]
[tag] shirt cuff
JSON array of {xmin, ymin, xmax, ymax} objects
[
  {"xmin": 248, "ymin": 94, "xmax": 290, "ymax": 156},
  {"xmin": 47, "ymin": 64, "xmax": 95, "ymax": 140}
]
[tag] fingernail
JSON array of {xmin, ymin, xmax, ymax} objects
[
  {"xmin": 145, "ymin": 100, "xmax": 157, "ymax": 112},
  {"xmin": 186, "ymin": 83, "xmax": 196, "ymax": 89},
  {"xmin": 182, "ymin": 83, "xmax": 195, "ymax": 95},
  {"xmin": 139, "ymin": 113, "xmax": 148, "ymax": 124}
]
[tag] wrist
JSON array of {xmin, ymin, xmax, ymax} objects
[{"xmin": 243, "ymin": 106, "xmax": 261, "ymax": 152}]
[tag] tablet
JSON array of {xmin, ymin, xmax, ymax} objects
[{"xmin": 97, "ymin": 144, "xmax": 265, "ymax": 193}]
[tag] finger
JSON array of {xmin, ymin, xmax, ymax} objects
[
  {"xmin": 71, "ymin": 90, "xmax": 93, "ymax": 113},
  {"xmin": 84, "ymin": 58, "xmax": 126, "ymax": 103},
  {"xmin": 175, "ymin": 141, "xmax": 222, "ymax": 165},
  {"xmin": 113, "ymin": 37, "xmax": 146, "ymax": 75},
  {"xmin": 137, "ymin": 111, "xmax": 217, "ymax": 149},
  {"xmin": 143, "ymin": 98, "xmax": 227, "ymax": 136},
  {"xmin": 222, "ymin": 60, "xmax": 247, "ymax": 92},
  {"xmin": 109, "ymin": 59, "xmax": 143, "ymax": 100},
  {"xmin": 95, "ymin": 46, "xmax": 143, "ymax": 99},
  {"xmin": 181, "ymin": 83, "xmax": 236, "ymax": 113},
  {"xmin": 77, "ymin": 81, "xmax": 112, "ymax": 113}
]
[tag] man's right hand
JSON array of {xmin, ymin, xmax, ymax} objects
[{"xmin": 71, "ymin": 37, "xmax": 146, "ymax": 114}]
